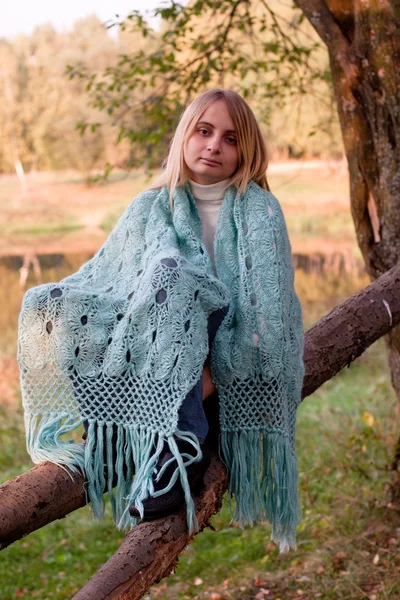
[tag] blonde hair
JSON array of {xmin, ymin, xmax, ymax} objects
[{"xmin": 148, "ymin": 89, "xmax": 270, "ymax": 206}]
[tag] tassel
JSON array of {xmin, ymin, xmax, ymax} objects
[
  {"xmin": 24, "ymin": 411, "xmax": 85, "ymax": 476},
  {"xmin": 84, "ymin": 422, "xmax": 105, "ymax": 518},
  {"xmin": 220, "ymin": 430, "xmax": 301, "ymax": 553},
  {"xmin": 124, "ymin": 428, "xmax": 202, "ymax": 536},
  {"xmin": 105, "ymin": 423, "xmax": 116, "ymax": 520}
]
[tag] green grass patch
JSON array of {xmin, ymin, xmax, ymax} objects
[
  {"xmin": 0, "ymin": 506, "xmax": 123, "ymax": 600},
  {"xmin": 0, "ymin": 404, "xmax": 32, "ymax": 482},
  {"xmin": 8, "ymin": 223, "xmax": 84, "ymax": 236}
]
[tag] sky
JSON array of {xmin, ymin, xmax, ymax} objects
[{"xmin": 2, "ymin": 0, "xmax": 164, "ymax": 39}]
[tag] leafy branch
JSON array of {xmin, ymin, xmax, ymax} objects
[{"xmin": 65, "ymin": 0, "xmax": 329, "ymax": 175}]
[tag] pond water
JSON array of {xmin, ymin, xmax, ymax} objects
[
  {"xmin": 0, "ymin": 253, "xmax": 93, "ymax": 356},
  {"xmin": 0, "ymin": 250, "xmax": 368, "ymax": 357}
]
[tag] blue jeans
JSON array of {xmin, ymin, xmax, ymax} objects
[{"xmin": 177, "ymin": 305, "xmax": 228, "ymax": 444}]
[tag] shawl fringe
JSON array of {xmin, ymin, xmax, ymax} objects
[
  {"xmin": 220, "ymin": 430, "xmax": 301, "ymax": 553},
  {"xmin": 24, "ymin": 412, "xmax": 202, "ymax": 535},
  {"xmin": 25, "ymin": 412, "xmax": 85, "ymax": 476}
]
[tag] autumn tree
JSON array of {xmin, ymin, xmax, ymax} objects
[
  {"xmin": 0, "ymin": 16, "xmax": 162, "ymax": 177},
  {"xmin": 0, "ymin": 40, "xmax": 28, "ymax": 186},
  {"xmin": 0, "ymin": 7, "xmax": 345, "ymax": 176},
  {"xmin": 69, "ymin": 1, "xmax": 345, "ymax": 166},
  {"xmin": 293, "ymin": 0, "xmax": 400, "ymax": 457}
]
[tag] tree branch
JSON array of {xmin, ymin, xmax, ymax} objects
[
  {"xmin": 0, "ymin": 462, "xmax": 86, "ymax": 550},
  {"xmin": 302, "ymin": 259, "xmax": 400, "ymax": 397}
]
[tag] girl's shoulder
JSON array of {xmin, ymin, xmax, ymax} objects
[
  {"xmin": 244, "ymin": 181, "xmax": 283, "ymax": 216},
  {"xmin": 124, "ymin": 186, "xmax": 167, "ymax": 216},
  {"xmin": 246, "ymin": 180, "xmax": 277, "ymax": 200}
]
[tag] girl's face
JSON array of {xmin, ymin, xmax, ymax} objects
[{"xmin": 184, "ymin": 100, "xmax": 239, "ymax": 185}]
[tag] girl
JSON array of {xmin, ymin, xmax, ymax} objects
[{"xmin": 18, "ymin": 89, "xmax": 305, "ymax": 554}]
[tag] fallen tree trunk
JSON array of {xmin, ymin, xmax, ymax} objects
[{"xmin": 1, "ymin": 261, "xmax": 400, "ymax": 597}]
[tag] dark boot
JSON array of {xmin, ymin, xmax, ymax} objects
[{"xmin": 129, "ymin": 439, "xmax": 210, "ymax": 520}]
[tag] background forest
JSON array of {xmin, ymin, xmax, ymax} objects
[{"xmin": 1, "ymin": 7, "xmax": 343, "ymax": 180}]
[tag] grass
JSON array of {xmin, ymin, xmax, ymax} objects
[
  {"xmin": 0, "ymin": 506, "xmax": 122, "ymax": 600},
  {"xmin": 285, "ymin": 212, "xmax": 355, "ymax": 240},
  {"xmin": 6, "ymin": 223, "xmax": 84, "ymax": 236}
]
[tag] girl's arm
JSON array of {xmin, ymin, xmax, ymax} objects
[{"xmin": 202, "ymin": 363, "xmax": 216, "ymax": 400}]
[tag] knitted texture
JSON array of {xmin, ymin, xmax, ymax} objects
[{"xmin": 18, "ymin": 181, "xmax": 305, "ymax": 552}]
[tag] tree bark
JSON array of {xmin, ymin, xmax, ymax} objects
[
  {"xmin": 301, "ymin": 259, "xmax": 400, "ymax": 398},
  {"xmin": 0, "ymin": 462, "xmax": 86, "ymax": 551},
  {"xmin": 298, "ymin": 0, "xmax": 400, "ymax": 369}
]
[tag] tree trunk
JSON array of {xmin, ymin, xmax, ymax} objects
[{"xmin": 295, "ymin": 0, "xmax": 400, "ymax": 486}]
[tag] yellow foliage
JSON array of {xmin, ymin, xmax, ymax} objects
[{"xmin": 362, "ymin": 411, "xmax": 375, "ymax": 428}]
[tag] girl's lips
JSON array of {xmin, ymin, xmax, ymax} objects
[{"xmin": 200, "ymin": 157, "xmax": 222, "ymax": 166}]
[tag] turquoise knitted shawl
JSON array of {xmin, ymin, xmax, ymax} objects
[{"xmin": 18, "ymin": 181, "xmax": 305, "ymax": 553}]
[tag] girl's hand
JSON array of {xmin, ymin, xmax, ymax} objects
[{"xmin": 202, "ymin": 363, "xmax": 216, "ymax": 400}]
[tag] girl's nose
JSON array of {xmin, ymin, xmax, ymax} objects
[{"xmin": 207, "ymin": 137, "xmax": 221, "ymax": 153}]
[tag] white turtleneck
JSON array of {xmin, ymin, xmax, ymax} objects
[{"xmin": 189, "ymin": 178, "xmax": 230, "ymax": 273}]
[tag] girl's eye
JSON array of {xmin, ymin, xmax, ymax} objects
[
  {"xmin": 199, "ymin": 128, "xmax": 209, "ymax": 135},
  {"xmin": 226, "ymin": 137, "xmax": 237, "ymax": 145}
]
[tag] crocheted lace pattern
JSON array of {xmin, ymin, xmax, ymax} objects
[{"xmin": 18, "ymin": 182, "xmax": 304, "ymax": 552}]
